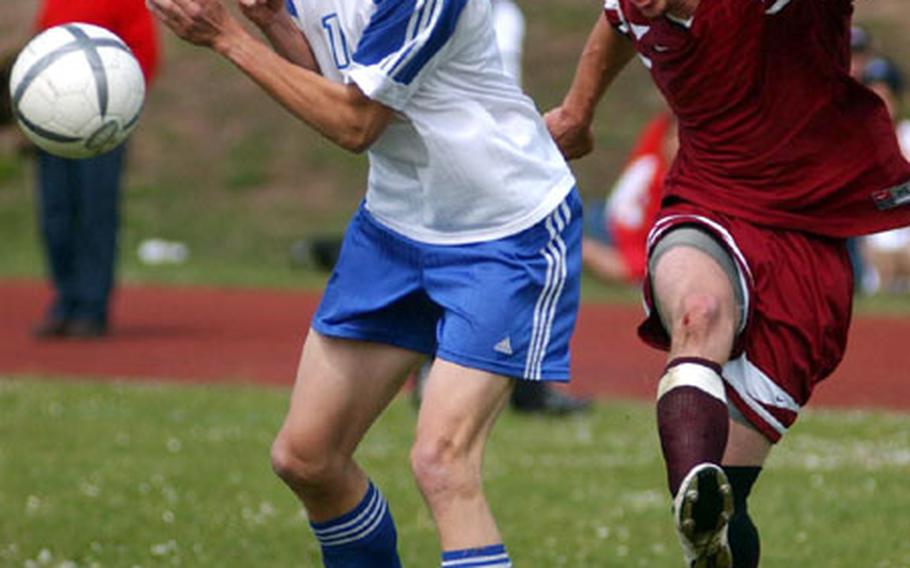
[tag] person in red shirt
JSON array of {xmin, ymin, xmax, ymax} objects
[
  {"xmin": 547, "ymin": 0, "xmax": 910, "ymax": 566},
  {"xmin": 31, "ymin": 0, "xmax": 159, "ymax": 339},
  {"xmin": 583, "ymin": 112, "xmax": 676, "ymax": 284}
]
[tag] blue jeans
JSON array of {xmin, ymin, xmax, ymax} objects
[{"xmin": 36, "ymin": 145, "xmax": 126, "ymax": 325}]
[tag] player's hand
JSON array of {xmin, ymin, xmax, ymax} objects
[
  {"xmin": 237, "ymin": 0, "xmax": 287, "ymax": 29},
  {"xmin": 545, "ymin": 106, "xmax": 595, "ymax": 161},
  {"xmin": 146, "ymin": 0, "xmax": 240, "ymax": 49}
]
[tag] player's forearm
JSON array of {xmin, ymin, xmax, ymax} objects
[
  {"xmin": 561, "ymin": 17, "xmax": 635, "ymax": 125},
  {"xmin": 255, "ymin": 14, "xmax": 320, "ymax": 72},
  {"xmin": 214, "ymin": 29, "xmax": 389, "ymax": 153}
]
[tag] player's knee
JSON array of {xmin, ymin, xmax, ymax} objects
[
  {"xmin": 270, "ymin": 432, "xmax": 339, "ymax": 490},
  {"xmin": 410, "ymin": 435, "xmax": 476, "ymax": 500},
  {"xmin": 671, "ymin": 292, "xmax": 725, "ymax": 341}
]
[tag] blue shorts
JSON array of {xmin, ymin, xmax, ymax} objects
[{"xmin": 312, "ymin": 189, "xmax": 582, "ymax": 382}]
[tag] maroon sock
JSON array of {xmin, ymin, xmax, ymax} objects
[{"xmin": 656, "ymin": 358, "xmax": 729, "ymax": 495}]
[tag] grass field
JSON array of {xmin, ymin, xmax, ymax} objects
[{"xmin": 2, "ymin": 378, "xmax": 910, "ymax": 567}]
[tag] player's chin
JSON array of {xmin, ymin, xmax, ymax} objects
[{"xmin": 630, "ymin": 0, "xmax": 667, "ymax": 18}]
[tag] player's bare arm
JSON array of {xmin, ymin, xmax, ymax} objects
[
  {"xmin": 147, "ymin": 0, "xmax": 392, "ymax": 152},
  {"xmin": 237, "ymin": 0, "xmax": 320, "ymax": 72},
  {"xmin": 545, "ymin": 16, "xmax": 635, "ymax": 160}
]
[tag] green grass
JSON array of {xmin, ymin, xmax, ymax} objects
[{"xmin": 2, "ymin": 378, "xmax": 909, "ymax": 567}]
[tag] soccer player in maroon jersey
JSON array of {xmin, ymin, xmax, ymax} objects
[{"xmin": 547, "ymin": 0, "xmax": 910, "ymax": 566}]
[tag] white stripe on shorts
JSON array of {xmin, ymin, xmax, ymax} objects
[
  {"xmin": 524, "ymin": 202, "xmax": 571, "ymax": 380},
  {"xmin": 723, "ymin": 354, "xmax": 800, "ymax": 437}
]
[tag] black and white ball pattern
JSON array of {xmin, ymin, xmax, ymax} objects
[{"xmin": 9, "ymin": 23, "xmax": 146, "ymax": 159}]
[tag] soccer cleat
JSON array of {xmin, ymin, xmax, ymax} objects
[{"xmin": 673, "ymin": 463, "xmax": 734, "ymax": 568}]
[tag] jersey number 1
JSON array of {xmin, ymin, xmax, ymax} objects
[{"xmin": 321, "ymin": 14, "xmax": 351, "ymax": 70}]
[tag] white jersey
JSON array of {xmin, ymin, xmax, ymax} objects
[{"xmin": 286, "ymin": 0, "xmax": 574, "ymax": 244}]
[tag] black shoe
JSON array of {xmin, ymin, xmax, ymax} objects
[
  {"xmin": 32, "ymin": 318, "xmax": 70, "ymax": 339},
  {"xmin": 66, "ymin": 319, "xmax": 108, "ymax": 339},
  {"xmin": 511, "ymin": 383, "xmax": 592, "ymax": 415}
]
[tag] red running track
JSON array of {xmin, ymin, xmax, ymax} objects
[{"xmin": 1, "ymin": 280, "xmax": 908, "ymax": 410}]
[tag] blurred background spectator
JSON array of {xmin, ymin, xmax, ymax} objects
[
  {"xmin": 850, "ymin": 24, "xmax": 875, "ymax": 80},
  {"xmin": 861, "ymin": 56, "xmax": 910, "ymax": 294},
  {"xmin": 846, "ymin": 25, "xmax": 877, "ymax": 291},
  {"xmin": 28, "ymin": 0, "xmax": 159, "ymax": 339},
  {"xmin": 582, "ymin": 112, "xmax": 676, "ymax": 286}
]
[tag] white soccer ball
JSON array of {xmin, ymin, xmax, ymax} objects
[{"xmin": 9, "ymin": 23, "xmax": 146, "ymax": 159}]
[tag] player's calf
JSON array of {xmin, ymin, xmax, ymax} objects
[
  {"xmin": 656, "ymin": 358, "xmax": 733, "ymax": 566},
  {"xmin": 412, "ymin": 436, "xmax": 514, "ymax": 567},
  {"xmin": 308, "ymin": 481, "xmax": 402, "ymax": 568},
  {"xmin": 272, "ymin": 435, "xmax": 403, "ymax": 567},
  {"xmin": 723, "ymin": 466, "xmax": 762, "ymax": 568},
  {"xmin": 657, "ymin": 357, "xmax": 730, "ymax": 494}
]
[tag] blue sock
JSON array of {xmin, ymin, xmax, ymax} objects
[
  {"xmin": 310, "ymin": 481, "xmax": 401, "ymax": 568},
  {"xmin": 441, "ymin": 544, "xmax": 512, "ymax": 567}
]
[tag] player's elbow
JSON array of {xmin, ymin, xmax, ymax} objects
[
  {"xmin": 334, "ymin": 87, "xmax": 391, "ymax": 153},
  {"xmin": 336, "ymin": 123, "xmax": 377, "ymax": 154}
]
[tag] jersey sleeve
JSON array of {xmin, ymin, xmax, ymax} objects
[
  {"xmin": 347, "ymin": 0, "xmax": 469, "ymax": 111},
  {"xmin": 285, "ymin": 0, "xmax": 302, "ymax": 27}
]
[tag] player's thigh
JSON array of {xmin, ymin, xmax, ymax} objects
[
  {"xmin": 723, "ymin": 418, "xmax": 772, "ymax": 467},
  {"xmin": 415, "ymin": 359, "xmax": 514, "ymax": 460},
  {"xmin": 279, "ymin": 329, "xmax": 424, "ymax": 457}
]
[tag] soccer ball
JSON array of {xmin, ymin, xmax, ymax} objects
[{"xmin": 9, "ymin": 23, "xmax": 146, "ymax": 159}]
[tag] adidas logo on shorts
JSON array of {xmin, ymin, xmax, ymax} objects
[{"xmin": 494, "ymin": 337, "xmax": 513, "ymax": 356}]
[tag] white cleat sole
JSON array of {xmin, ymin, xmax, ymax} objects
[{"xmin": 673, "ymin": 463, "xmax": 734, "ymax": 568}]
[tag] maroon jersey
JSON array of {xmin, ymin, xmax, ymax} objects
[{"xmin": 604, "ymin": 0, "xmax": 910, "ymax": 237}]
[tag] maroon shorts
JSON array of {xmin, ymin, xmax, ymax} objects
[{"xmin": 639, "ymin": 202, "xmax": 854, "ymax": 442}]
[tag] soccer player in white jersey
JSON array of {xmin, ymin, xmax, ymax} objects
[{"xmin": 147, "ymin": 0, "xmax": 581, "ymax": 566}]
